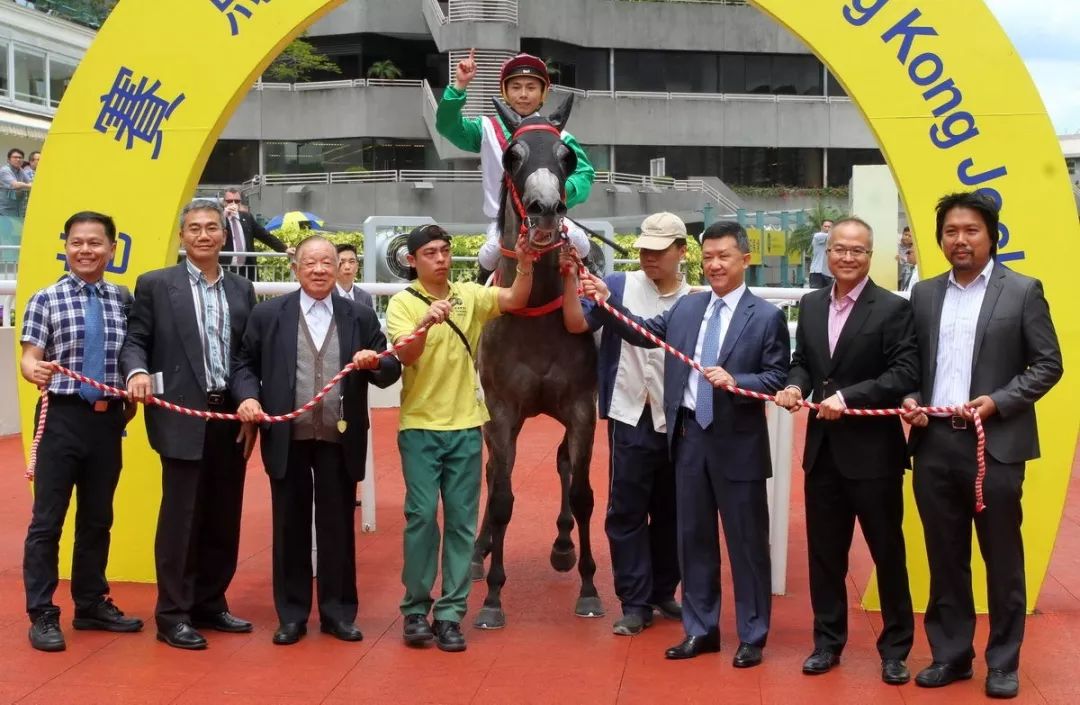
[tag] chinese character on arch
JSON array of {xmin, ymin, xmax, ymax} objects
[
  {"xmin": 94, "ymin": 67, "xmax": 185, "ymax": 160},
  {"xmin": 211, "ymin": 0, "xmax": 270, "ymax": 37}
]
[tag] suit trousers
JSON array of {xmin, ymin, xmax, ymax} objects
[
  {"xmin": 804, "ymin": 438, "xmax": 913, "ymax": 658},
  {"xmin": 155, "ymin": 416, "xmax": 247, "ymax": 629},
  {"xmin": 605, "ymin": 408, "xmax": 679, "ymax": 618},
  {"xmin": 674, "ymin": 413, "xmax": 771, "ymax": 645},
  {"xmin": 270, "ymin": 439, "xmax": 357, "ymax": 625},
  {"xmin": 24, "ymin": 396, "xmax": 124, "ymax": 619},
  {"xmin": 398, "ymin": 428, "xmax": 482, "ymax": 623},
  {"xmin": 913, "ymin": 420, "xmax": 1026, "ymax": 671}
]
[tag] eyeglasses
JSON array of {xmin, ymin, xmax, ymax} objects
[{"xmin": 827, "ymin": 246, "xmax": 871, "ymax": 258}]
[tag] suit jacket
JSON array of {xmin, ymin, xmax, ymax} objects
[
  {"xmin": 230, "ymin": 290, "xmax": 401, "ymax": 481},
  {"xmin": 602, "ymin": 287, "xmax": 790, "ymax": 481},
  {"xmin": 909, "ymin": 263, "xmax": 1063, "ymax": 464},
  {"xmin": 223, "ymin": 210, "xmax": 288, "ymax": 267},
  {"xmin": 786, "ymin": 279, "xmax": 918, "ymax": 479},
  {"xmin": 119, "ymin": 263, "xmax": 256, "ymax": 460},
  {"xmin": 339, "ymin": 283, "xmax": 374, "ymax": 310}
]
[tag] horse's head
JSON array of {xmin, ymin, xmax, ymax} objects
[{"xmin": 494, "ymin": 94, "xmax": 577, "ymax": 251}]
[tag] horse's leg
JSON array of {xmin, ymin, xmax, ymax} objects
[
  {"xmin": 470, "ymin": 456, "xmax": 494, "ymax": 582},
  {"xmin": 474, "ymin": 413, "xmax": 523, "ymax": 630},
  {"xmin": 549, "ymin": 436, "xmax": 578, "ymax": 572},
  {"xmin": 567, "ymin": 401, "xmax": 603, "ymax": 618}
]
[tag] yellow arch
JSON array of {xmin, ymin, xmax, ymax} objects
[{"xmin": 17, "ymin": 0, "xmax": 1078, "ymax": 613}]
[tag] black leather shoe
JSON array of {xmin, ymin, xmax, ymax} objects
[
  {"xmin": 403, "ymin": 614, "xmax": 434, "ymax": 645},
  {"xmin": 882, "ymin": 658, "xmax": 911, "ymax": 685},
  {"xmin": 733, "ymin": 642, "xmax": 764, "ymax": 668},
  {"xmin": 433, "ymin": 620, "xmax": 466, "ymax": 652},
  {"xmin": 802, "ymin": 648, "xmax": 840, "ymax": 674},
  {"xmin": 29, "ymin": 613, "xmax": 65, "ymax": 652},
  {"xmin": 650, "ymin": 599, "xmax": 682, "ymax": 621},
  {"xmin": 272, "ymin": 622, "xmax": 307, "ymax": 645},
  {"xmin": 193, "ymin": 611, "xmax": 253, "ymax": 633},
  {"xmin": 664, "ymin": 631, "xmax": 721, "ymax": 660},
  {"xmin": 72, "ymin": 598, "xmax": 143, "ymax": 633},
  {"xmin": 320, "ymin": 621, "xmax": 364, "ymax": 642},
  {"xmin": 914, "ymin": 662, "xmax": 973, "ymax": 688},
  {"xmin": 985, "ymin": 669, "xmax": 1019, "ymax": 699},
  {"xmin": 156, "ymin": 623, "xmax": 207, "ymax": 650}
]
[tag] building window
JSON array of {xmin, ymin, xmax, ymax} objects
[
  {"xmin": 200, "ymin": 140, "xmax": 260, "ymax": 185},
  {"xmin": 613, "ymin": 49, "xmax": 823, "ymax": 95},
  {"xmin": 13, "ymin": 46, "xmax": 46, "ymax": 105},
  {"xmin": 827, "ymin": 148, "xmax": 886, "ymax": 187},
  {"xmin": 48, "ymin": 55, "xmax": 77, "ymax": 107},
  {"xmin": 613, "ymin": 145, "xmax": 826, "ymax": 188},
  {"xmin": 0, "ymin": 42, "xmax": 8, "ymax": 99},
  {"xmin": 261, "ymin": 137, "xmax": 439, "ymax": 175}
]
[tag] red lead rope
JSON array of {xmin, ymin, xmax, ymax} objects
[
  {"xmin": 573, "ymin": 262, "xmax": 989, "ymax": 513},
  {"xmin": 24, "ymin": 322, "xmax": 435, "ymax": 481}
]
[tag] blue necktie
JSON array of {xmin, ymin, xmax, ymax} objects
[
  {"xmin": 694, "ymin": 299, "xmax": 725, "ymax": 428},
  {"xmin": 79, "ymin": 285, "xmax": 105, "ymax": 404}
]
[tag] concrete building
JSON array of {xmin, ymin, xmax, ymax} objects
[{"xmin": 209, "ymin": 0, "xmax": 884, "ymax": 226}]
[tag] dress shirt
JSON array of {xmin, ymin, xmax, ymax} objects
[
  {"xmin": 609, "ymin": 271, "xmax": 690, "ymax": 432},
  {"xmin": 336, "ymin": 283, "xmax": 355, "ymax": 301},
  {"xmin": 682, "ymin": 283, "xmax": 746, "ymax": 411},
  {"xmin": 21, "ymin": 273, "xmax": 128, "ymax": 395},
  {"xmin": 828, "ymin": 276, "xmax": 869, "ymax": 356},
  {"xmin": 930, "ymin": 259, "xmax": 995, "ymax": 408},
  {"xmin": 300, "ymin": 289, "xmax": 333, "ymax": 349},
  {"xmin": 186, "ymin": 260, "xmax": 231, "ymax": 390}
]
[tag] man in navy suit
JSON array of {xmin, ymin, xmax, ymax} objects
[
  {"xmin": 582, "ymin": 221, "xmax": 790, "ymax": 668},
  {"xmin": 335, "ymin": 243, "xmax": 374, "ymax": 309}
]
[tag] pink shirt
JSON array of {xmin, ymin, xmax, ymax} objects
[{"xmin": 828, "ymin": 276, "xmax": 869, "ymax": 356}]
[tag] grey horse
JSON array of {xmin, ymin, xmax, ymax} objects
[{"xmin": 471, "ymin": 95, "xmax": 604, "ymax": 629}]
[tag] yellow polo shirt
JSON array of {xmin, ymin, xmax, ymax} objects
[{"xmin": 386, "ymin": 281, "xmax": 501, "ymax": 431}]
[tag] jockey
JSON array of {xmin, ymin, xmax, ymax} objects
[{"xmin": 435, "ymin": 50, "xmax": 595, "ymax": 278}]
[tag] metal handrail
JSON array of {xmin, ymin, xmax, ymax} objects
[
  {"xmin": 447, "ymin": 0, "xmax": 518, "ymax": 23},
  {"xmin": 399, "ymin": 170, "xmax": 482, "ymax": 183},
  {"xmin": 329, "ymin": 170, "xmax": 399, "ymax": 184},
  {"xmin": 424, "ymin": 0, "xmax": 448, "ymax": 25}
]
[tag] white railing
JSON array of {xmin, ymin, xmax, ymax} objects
[
  {"xmin": 448, "ymin": 49, "xmax": 516, "ymax": 118},
  {"xmin": 399, "ymin": 169, "xmax": 483, "ymax": 183},
  {"xmin": 447, "ymin": 0, "xmax": 518, "ymax": 23},
  {"xmin": 253, "ymin": 78, "xmax": 424, "ymax": 91},
  {"xmin": 551, "ymin": 84, "xmax": 849, "ymax": 104},
  {"xmin": 425, "ymin": 0, "xmax": 449, "ymax": 25},
  {"xmin": 329, "ymin": 170, "xmax": 399, "ymax": 184}
]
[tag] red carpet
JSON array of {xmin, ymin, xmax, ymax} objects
[{"xmin": 0, "ymin": 411, "xmax": 1078, "ymax": 704}]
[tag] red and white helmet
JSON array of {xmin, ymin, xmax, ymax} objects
[{"xmin": 499, "ymin": 53, "xmax": 550, "ymax": 92}]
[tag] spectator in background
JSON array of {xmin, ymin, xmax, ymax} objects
[
  {"xmin": 23, "ymin": 151, "xmax": 39, "ymax": 184},
  {"xmin": 897, "ymin": 226, "xmax": 916, "ymax": 291},
  {"xmin": 220, "ymin": 187, "xmax": 293, "ymax": 281},
  {"xmin": 0, "ymin": 149, "xmax": 31, "ymax": 218},
  {"xmin": 808, "ymin": 219, "xmax": 834, "ymax": 289},
  {"xmin": 335, "ymin": 243, "xmax": 374, "ymax": 309}
]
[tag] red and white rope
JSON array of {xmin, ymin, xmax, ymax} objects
[{"xmin": 24, "ymin": 323, "xmax": 433, "ymax": 480}]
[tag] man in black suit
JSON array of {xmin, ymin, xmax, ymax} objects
[
  {"xmin": 775, "ymin": 217, "xmax": 918, "ymax": 684},
  {"xmin": 232, "ymin": 235, "xmax": 401, "ymax": 646},
  {"xmin": 222, "ymin": 187, "xmax": 292, "ymax": 281},
  {"xmin": 901, "ymin": 193, "xmax": 1062, "ymax": 699},
  {"xmin": 335, "ymin": 243, "xmax": 374, "ymax": 309},
  {"xmin": 583, "ymin": 222, "xmax": 789, "ymax": 668},
  {"xmin": 121, "ymin": 199, "xmax": 257, "ymax": 650}
]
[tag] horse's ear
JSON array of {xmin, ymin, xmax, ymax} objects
[
  {"xmin": 492, "ymin": 97, "xmax": 522, "ymax": 133},
  {"xmin": 548, "ymin": 93, "xmax": 574, "ymax": 132}
]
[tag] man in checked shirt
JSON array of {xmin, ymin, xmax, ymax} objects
[{"xmin": 20, "ymin": 211, "xmax": 143, "ymax": 652}]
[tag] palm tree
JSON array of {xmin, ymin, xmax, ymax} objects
[
  {"xmin": 788, "ymin": 202, "xmax": 845, "ymax": 256},
  {"xmin": 366, "ymin": 60, "xmax": 403, "ymax": 80}
]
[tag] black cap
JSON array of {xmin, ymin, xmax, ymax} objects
[{"xmin": 407, "ymin": 224, "xmax": 451, "ymax": 254}]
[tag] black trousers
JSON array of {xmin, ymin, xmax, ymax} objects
[
  {"xmin": 808, "ymin": 273, "xmax": 834, "ymax": 289},
  {"xmin": 913, "ymin": 421, "xmax": 1026, "ymax": 671},
  {"xmin": 155, "ymin": 417, "xmax": 247, "ymax": 629},
  {"xmin": 605, "ymin": 408, "xmax": 679, "ymax": 618},
  {"xmin": 24, "ymin": 395, "xmax": 124, "ymax": 620},
  {"xmin": 804, "ymin": 439, "xmax": 913, "ymax": 659},
  {"xmin": 270, "ymin": 439, "xmax": 357, "ymax": 625}
]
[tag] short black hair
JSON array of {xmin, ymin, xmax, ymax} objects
[
  {"xmin": 336, "ymin": 243, "xmax": 358, "ymax": 256},
  {"xmin": 700, "ymin": 221, "xmax": 750, "ymax": 254},
  {"xmin": 28, "ymin": 151, "xmax": 40, "ymax": 160},
  {"xmin": 7, "ymin": 148, "xmax": 23, "ymax": 159},
  {"xmin": 935, "ymin": 191, "xmax": 1000, "ymax": 256},
  {"xmin": 64, "ymin": 211, "xmax": 117, "ymax": 243}
]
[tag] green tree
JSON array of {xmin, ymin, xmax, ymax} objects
[
  {"xmin": 366, "ymin": 60, "xmax": 403, "ymax": 80},
  {"xmin": 32, "ymin": 0, "xmax": 117, "ymax": 28},
  {"xmin": 264, "ymin": 38, "xmax": 341, "ymax": 83}
]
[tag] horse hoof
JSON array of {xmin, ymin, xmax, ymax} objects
[
  {"xmin": 474, "ymin": 607, "xmax": 506, "ymax": 630},
  {"xmin": 470, "ymin": 561, "xmax": 486, "ymax": 582},
  {"xmin": 575, "ymin": 596, "xmax": 605, "ymax": 619},
  {"xmin": 550, "ymin": 546, "xmax": 577, "ymax": 572}
]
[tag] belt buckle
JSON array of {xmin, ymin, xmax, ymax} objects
[
  {"xmin": 92, "ymin": 400, "xmax": 109, "ymax": 413},
  {"xmin": 207, "ymin": 392, "xmax": 225, "ymax": 406},
  {"xmin": 951, "ymin": 415, "xmax": 968, "ymax": 430}
]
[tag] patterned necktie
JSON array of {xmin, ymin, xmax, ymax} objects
[
  {"xmin": 79, "ymin": 285, "xmax": 105, "ymax": 403},
  {"xmin": 230, "ymin": 214, "xmax": 244, "ymax": 266},
  {"xmin": 694, "ymin": 299, "xmax": 725, "ymax": 428}
]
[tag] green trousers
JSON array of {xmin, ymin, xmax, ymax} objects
[{"xmin": 398, "ymin": 427, "xmax": 482, "ymax": 622}]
